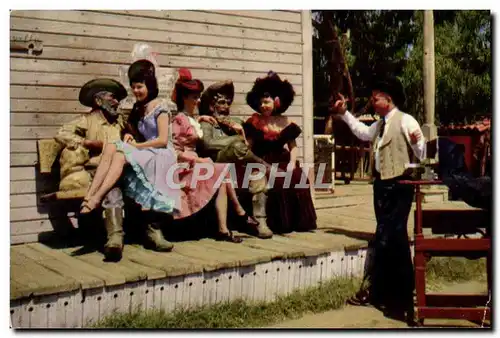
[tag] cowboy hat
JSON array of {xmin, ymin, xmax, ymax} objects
[
  {"xmin": 372, "ymin": 76, "xmax": 406, "ymax": 108},
  {"xmin": 79, "ymin": 78, "xmax": 127, "ymax": 107}
]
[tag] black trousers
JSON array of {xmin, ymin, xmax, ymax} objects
[{"xmin": 367, "ymin": 174, "xmax": 415, "ymax": 311}]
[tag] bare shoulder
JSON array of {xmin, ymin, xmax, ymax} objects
[{"xmin": 275, "ymin": 115, "xmax": 289, "ymax": 126}]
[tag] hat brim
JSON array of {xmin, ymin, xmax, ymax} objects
[
  {"xmin": 199, "ymin": 81, "xmax": 235, "ymax": 115},
  {"xmin": 171, "ymin": 79, "xmax": 204, "ymax": 104},
  {"xmin": 246, "ymin": 74, "xmax": 295, "ymax": 115},
  {"xmin": 372, "ymin": 78, "xmax": 406, "ymax": 107},
  {"xmin": 79, "ymin": 79, "xmax": 128, "ymax": 107}
]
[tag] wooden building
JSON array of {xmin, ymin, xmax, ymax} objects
[{"xmin": 10, "ymin": 10, "xmax": 315, "ymax": 244}]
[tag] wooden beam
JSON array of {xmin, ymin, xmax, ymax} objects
[{"xmin": 301, "ymin": 10, "xmax": 315, "ymax": 203}]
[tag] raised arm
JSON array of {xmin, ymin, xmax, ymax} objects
[
  {"xmin": 331, "ymin": 94, "xmax": 378, "ymax": 142},
  {"xmin": 340, "ymin": 111, "xmax": 379, "ymax": 142}
]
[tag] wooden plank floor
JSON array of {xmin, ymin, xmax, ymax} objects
[{"xmin": 10, "ymin": 182, "xmax": 477, "ymax": 301}]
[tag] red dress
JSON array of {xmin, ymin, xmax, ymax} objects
[{"xmin": 244, "ymin": 114, "xmax": 317, "ymax": 233}]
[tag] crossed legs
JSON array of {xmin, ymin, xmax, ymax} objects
[{"xmin": 81, "ymin": 143, "xmax": 126, "ymax": 213}]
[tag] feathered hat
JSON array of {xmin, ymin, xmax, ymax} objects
[
  {"xmin": 171, "ymin": 68, "xmax": 204, "ymax": 104},
  {"xmin": 246, "ymin": 71, "xmax": 295, "ymax": 115}
]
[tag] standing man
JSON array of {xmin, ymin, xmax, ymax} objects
[
  {"xmin": 198, "ymin": 80, "xmax": 273, "ymax": 239},
  {"xmin": 331, "ymin": 76, "xmax": 425, "ymax": 323}
]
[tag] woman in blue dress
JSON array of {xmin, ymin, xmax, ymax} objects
[{"xmin": 80, "ymin": 59, "xmax": 180, "ymax": 253}]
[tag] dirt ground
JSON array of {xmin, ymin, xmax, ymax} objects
[{"xmin": 267, "ymin": 280, "xmax": 490, "ymax": 329}]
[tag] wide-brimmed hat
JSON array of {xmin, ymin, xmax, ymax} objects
[
  {"xmin": 171, "ymin": 68, "xmax": 204, "ymax": 104},
  {"xmin": 246, "ymin": 71, "xmax": 295, "ymax": 115},
  {"xmin": 372, "ymin": 76, "xmax": 406, "ymax": 108},
  {"xmin": 199, "ymin": 80, "xmax": 235, "ymax": 115},
  {"xmin": 79, "ymin": 78, "xmax": 128, "ymax": 107}
]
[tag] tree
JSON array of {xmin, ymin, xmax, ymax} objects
[
  {"xmin": 312, "ymin": 10, "xmax": 418, "ymax": 118},
  {"xmin": 402, "ymin": 10, "xmax": 491, "ymax": 125},
  {"xmin": 313, "ymin": 10, "xmax": 492, "ymax": 126}
]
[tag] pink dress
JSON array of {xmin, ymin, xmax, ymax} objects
[{"xmin": 170, "ymin": 112, "xmax": 231, "ymax": 220}]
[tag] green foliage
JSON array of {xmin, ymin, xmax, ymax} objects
[
  {"xmin": 313, "ymin": 10, "xmax": 492, "ymax": 125},
  {"xmin": 427, "ymin": 257, "xmax": 487, "ymax": 284},
  {"xmin": 404, "ymin": 10, "xmax": 491, "ymax": 124}
]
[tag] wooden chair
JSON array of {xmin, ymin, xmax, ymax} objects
[{"xmin": 400, "ymin": 180, "xmax": 491, "ymax": 326}]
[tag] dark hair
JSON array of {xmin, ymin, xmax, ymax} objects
[{"xmin": 126, "ymin": 60, "xmax": 160, "ymax": 137}]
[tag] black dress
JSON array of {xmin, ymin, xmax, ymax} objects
[{"xmin": 244, "ymin": 120, "xmax": 317, "ymax": 234}]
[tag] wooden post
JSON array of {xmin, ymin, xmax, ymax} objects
[
  {"xmin": 422, "ymin": 10, "xmax": 438, "ymax": 141},
  {"xmin": 302, "ymin": 10, "xmax": 316, "ymax": 200}
]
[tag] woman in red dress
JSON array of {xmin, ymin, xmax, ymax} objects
[{"xmin": 244, "ymin": 71, "xmax": 317, "ymax": 234}]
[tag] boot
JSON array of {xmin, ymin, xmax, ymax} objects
[
  {"xmin": 144, "ymin": 217, "xmax": 174, "ymax": 252},
  {"xmin": 250, "ymin": 192, "xmax": 273, "ymax": 239},
  {"xmin": 103, "ymin": 207, "xmax": 124, "ymax": 262}
]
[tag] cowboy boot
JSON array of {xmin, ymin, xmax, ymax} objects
[
  {"xmin": 143, "ymin": 212, "xmax": 174, "ymax": 252},
  {"xmin": 102, "ymin": 207, "xmax": 124, "ymax": 262},
  {"xmin": 250, "ymin": 192, "xmax": 273, "ymax": 239}
]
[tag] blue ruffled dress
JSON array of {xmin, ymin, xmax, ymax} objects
[{"xmin": 114, "ymin": 105, "xmax": 181, "ymax": 214}]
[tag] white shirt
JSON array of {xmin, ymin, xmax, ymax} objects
[
  {"xmin": 340, "ymin": 108, "xmax": 426, "ymax": 172},
  {"xmin": 185, "ymin": 113, "xmax": 204, "ymax": 138}
]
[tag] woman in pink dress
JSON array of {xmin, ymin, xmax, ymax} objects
[{"xmin": 170, "ymin": 68, "xmax": 259, "ymax": 243}]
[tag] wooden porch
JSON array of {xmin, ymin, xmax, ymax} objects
[{"xmin": 10, "ymin": 182, "xmax": 482, "ymax": 328}]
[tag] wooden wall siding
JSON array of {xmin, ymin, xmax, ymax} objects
[{"xmin": 9, "ymin": 10, "xmax": 307, "ymax": 244}]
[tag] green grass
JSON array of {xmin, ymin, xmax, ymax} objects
[
  {"xmin": 93, "ymin": 277, "xmax": 360, "ymax": 329},
  {"xmin": 93, "ymin": 257, "xmax": 487, "ymax": 329}
]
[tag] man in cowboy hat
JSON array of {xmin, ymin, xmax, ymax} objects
[
  {"xmin": 55, "ymin": 78, "xmax": 129, "ymax": 261},
  {"xmin": 198, "ymin": 80, "xmax": 273, "ymax": 239},
  {"xmin": 331, "ymin": 76, "xmax": 425, "ymax": 324}
]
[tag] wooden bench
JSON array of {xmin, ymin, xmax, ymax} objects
[
  {"xmin": 37, "ymin": 139, "xmax": 87, "ymax": 201},
  {"xmin": 401, "ymin": 180, "xmax": 491, "ymax": 326}
]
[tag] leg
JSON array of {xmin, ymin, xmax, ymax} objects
[
  {"xmin": 215, "ymin": 183, "xmax": 229, "ymax": 233},
  {"xmin": 214, "ymin": 183, "xmax": 242, "ymax": 243},
  {"xmin": 225, "ymin": 181, "xmax": 246, "ymax": 216},
  {"xmin": 225, "ymin": 181, "xmax": 263, "ymax": 235},
  {"xmin": 85, "ymin": 151, "xmax": 126, "ymax": 212},
  {"xmin": 373, "ymin": 178, "xmax": 415, "ymax": 320},
  {"xmin": 143, "ymin": 211, "xmax": 174, "ymax": 252},
  {"xmin": 101, "ymin": 187, "xmax": 125, "ymax": 262},
  {"xmin": 368, "ymin": 178, "xmax": 393, "ymax": 308},
  {"xmin": 250, "ymin": 191, "xmax": 273, "ymax": 239}
]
